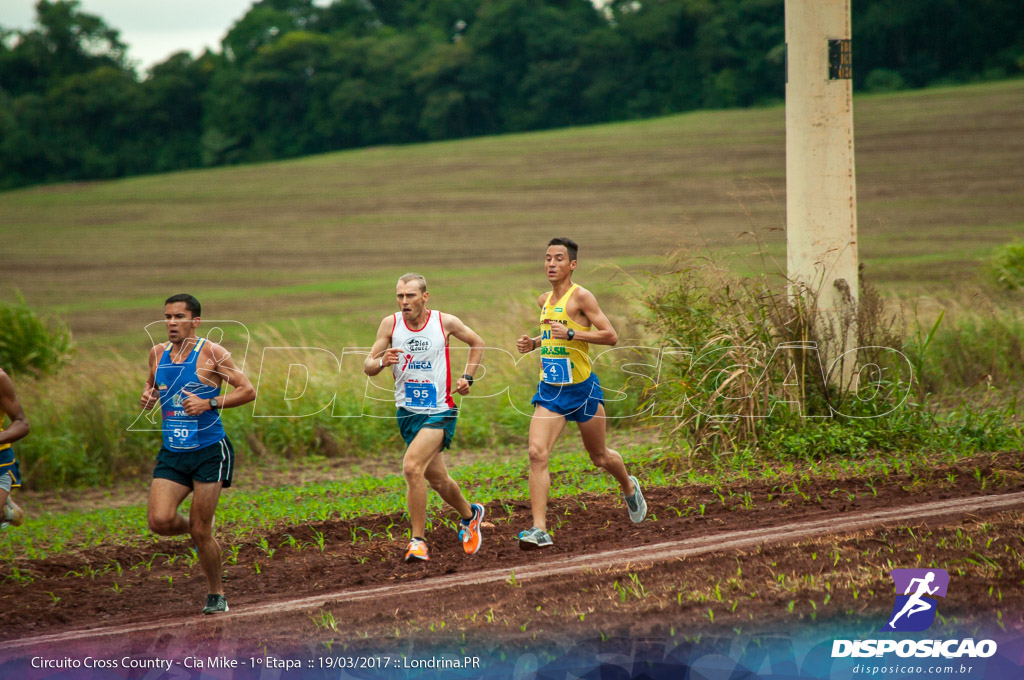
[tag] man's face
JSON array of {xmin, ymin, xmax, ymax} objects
[
  {"xmin": 396, "ymin": 281, "xmax": 428, "ymax": 321},
  {"xmin": 545, "ymin": 245, "xmax": 575, "ymax": 282},
  {"xmin": 164, "ymin": 302, "xmax": 198, "ymax": 342}
]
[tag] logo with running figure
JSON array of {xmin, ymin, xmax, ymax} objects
[
  {"xmin": 403, "ymin": 337, "xmax": 431, "ymax": 353},
  {"xmin": 882, "ymin": 568, "xmax": 950, "ymax": 632}
]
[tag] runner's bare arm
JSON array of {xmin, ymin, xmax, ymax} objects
[
  {"xmin": 209, "ymin": 343, "xmax": 256, "ymax": 408},
  {"xmin": 545, "ymin": 287, "xmax": 617, "ymax": 346},
  {"xmin": 364, "ymin": 316, "xmax": 403, "ymax": 376},
  {"xmin": 139, "ymin": 344, "xmax": 162, "ymax": 410},
  {"xmin": 516, "ymin": 293, "xmax": 548, "ymax": 353},
  {"xmin": 442, "ymin": 313, "xmax": 484, "ymax": 395},
  {"xmin": 0, "ymin": 369, "xmax": 30, "ymax": 445},
  {"xmin": 183, "ymin": 343, "xmax": 256, "ymax": 415}
]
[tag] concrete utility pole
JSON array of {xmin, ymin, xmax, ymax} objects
[{"xmin": 785, "ymin": 0, "xmax": 859, "ymax": 389}]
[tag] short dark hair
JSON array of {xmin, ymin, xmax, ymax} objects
[
  {"xmin": 165, "ymin": 293, "xmax": 201, "ymax": 317},
  {"xmin": 548, "ymin": 237, "xmax": 578, "ymax": 261}
]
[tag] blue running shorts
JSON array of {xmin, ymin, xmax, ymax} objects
[{"xmin": 531, "ymin": 373, "xmax": 604, "ymax": 423}]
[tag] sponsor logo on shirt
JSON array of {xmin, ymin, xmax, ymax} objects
[{"xmin": 403, "ymin": 337, "xmax": 432, "ymax": 353}]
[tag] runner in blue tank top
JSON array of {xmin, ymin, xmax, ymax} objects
[{"xmin": 139, "ymin": 294, "xmax": 255, "ymax": 614}]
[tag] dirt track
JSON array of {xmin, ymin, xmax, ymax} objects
[{"xmin": 1, "ymin": 452, "xmax": 1022, "ymax": 657}]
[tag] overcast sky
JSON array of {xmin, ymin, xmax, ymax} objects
[{"xmin": 2, "ymin": 1, "xmax": 260, "ymax": 71}]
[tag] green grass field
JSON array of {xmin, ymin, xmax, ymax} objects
[
  {"xmin": 2, "ymin": 80, "xmax": 1023, "ymax": 491},
  {"xmin": 3, "ymin": 80, "xmax": 1022, "ymax": 351}
]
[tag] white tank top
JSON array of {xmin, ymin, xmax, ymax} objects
[{"xmin": 391, "ymin": 310, "xmax": 455, "ymax": 414}]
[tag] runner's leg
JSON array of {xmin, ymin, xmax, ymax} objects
[
  {"xmin": 147, "ymin": 478, "xmax": 192, "ymax": 536},
  {"xmin": 577, "ymin": 403, "xmax": 633, "ymax": 495},
  {"xmin": 190, "ymin": 481, "xmax": 225, "ymax": 596},
  {"xmin": 1, "ymin": 471, "xmax": 24, "ymax": 528},
  {"xmin": 403, "ymin": 428, "xmax": 447, "ymax": 538},
  {"xmin": 423, "ymin": 450, "xmax": 472, "ymax": 519},
  {"xmin": 528, "ymin": 406, "xmax": 567, "ymax": 532}
]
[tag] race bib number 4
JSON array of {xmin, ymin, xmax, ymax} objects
[
  {"xmin": 405, "ymin": 382, "xmax": 438, "ymax": 408},
  {"xmin": 163, "ymin": 417, "xmax": 199, "ymax": 450},
  {"xmin": 542, "ymin": 357, "xmax": 572, "ymax": 384}
]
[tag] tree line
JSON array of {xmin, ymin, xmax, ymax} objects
[{"xmin": 1, "ymin": 0, "xmax": 1022, "ymax": 190}]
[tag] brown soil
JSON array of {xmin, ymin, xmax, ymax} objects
[{"xmin": 1, "ymin": 453, "xmax": 1022, "ymax": 658}]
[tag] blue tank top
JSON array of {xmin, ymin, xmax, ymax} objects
[{"xmin": 155, "ymin": 338, "xmax": 225, "ymax": 450}]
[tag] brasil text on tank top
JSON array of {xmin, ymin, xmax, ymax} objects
[
  {"xmin": 391, "ymin": 310, "xmax": 456, "ymax": 414},
  {"xmin": 539, "ymin": 283, "xmax": 593, "ymax": 385},
  {"xmin": 155, "ymin": 337, "xmax": 226, "ymax": 450}
]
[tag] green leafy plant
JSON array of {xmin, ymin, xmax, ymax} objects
[{"xmin": 0, "ymin": 294, "xmax": 73, "ymax": 376}]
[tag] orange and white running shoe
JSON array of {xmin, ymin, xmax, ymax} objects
[
  {"xmin": 459, "ymin": 503, "xmax": 486, "ymax": 555},
  {"xmin": 404, "ymin": 538, "xmax": 430, "ymax": 563}
]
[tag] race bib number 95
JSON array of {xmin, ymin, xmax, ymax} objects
[{"xmin": 405, "ymin": 382, "xmax": 438, "ymax": 409}]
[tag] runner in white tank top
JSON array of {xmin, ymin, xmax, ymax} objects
[
  {"xmin": 364, "ymin": 273, "xmax": 487, "ymax": 564},
  {"xmin": 390, "ymin": 308, "xmax": 456, "ymax": 414}
]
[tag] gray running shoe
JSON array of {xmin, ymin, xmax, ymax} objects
[
  {"xmin": 624, "ymin": 475, "xmax": 647, "ymax": 523},
  {"xmin": 518, "ymin": 526, "xmax": 553, "ymax": 550},
  {"xmin": 0, "ymin": 498, "xmax": 24, "ymax": 530},
  {"xmin": 202, "ymin": 594, "xmax": 229, "ymax": 614}
]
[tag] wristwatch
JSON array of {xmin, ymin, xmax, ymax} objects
[
  {"xmin": 567, "ymin": 328, "xmax": 575, "ymax": 341},
  {"xmin": 209, "ymin": 397, "xmax": 220, "ymax": 410},
  {"xmin": 462, "ymin": 374, "xmax": 474, "ymax": 386}
]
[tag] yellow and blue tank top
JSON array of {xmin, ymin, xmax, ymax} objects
[
  {"xmin": 539, "ymin": 283, "xmax": 593, "ymax": 385},
  {"xmin": 155, "ymin": 337, "xmax": 225, "ymax": 451},
  {"xmin": 0, "ymin": 415, "xmax": 20, "ymax": 487}
]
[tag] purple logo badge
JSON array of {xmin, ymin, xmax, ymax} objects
[{"xmin": 881, "ymin": 568, "xmax": 949, "ymax": 632}]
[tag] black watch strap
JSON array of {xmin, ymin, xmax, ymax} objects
[
  {"xmin": 567, "ymin": 328, "xmax": 575, "ymax": 341},
  {"xmin": 462, "ymin": 374, "xmax": 474, "ymax": 386}
]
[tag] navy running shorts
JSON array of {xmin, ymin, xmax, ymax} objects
[
  {"xmin": 154, "ymin": 437, "xmax": 235, "ymax": 488},
  {"xmin": 0, "ymin": 446, "xmax": 21, "ymax": 489}
]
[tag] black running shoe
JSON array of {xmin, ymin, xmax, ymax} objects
[{"xmin": 202, "ymin": 594, "xmax": 229, "ymax": 614}]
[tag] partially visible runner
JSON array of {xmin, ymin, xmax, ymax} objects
[
  {"xmin": 364, "ymin": 273, "xmax": 486, "ymax": 563},
  {"xmin": 139, "ymin": 294, "xmax": 256, "ymax": 614},
  {"xmin": 516, "ymin": 237, "xmax": 646, "ymax": 549},
  {"xmin": 0, "ymin": 368, "xmax": 30, "ymax": 530}
]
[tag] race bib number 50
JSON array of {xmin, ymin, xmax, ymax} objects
[{"xmin": 164, "ymin": 418, "xmax": 199, "ymax": 450}]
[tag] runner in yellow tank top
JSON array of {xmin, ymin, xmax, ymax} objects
[
  {"xmin": 538, "ymin": 283, "xmax": 592, "ymax": 385},
  {"xmin": 0, "ymin": 368, "xmax": 30, "ymax": 530},
  {"xmin": 515, "ymin": 238, "xmax": 647, "ymax": 550}
]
